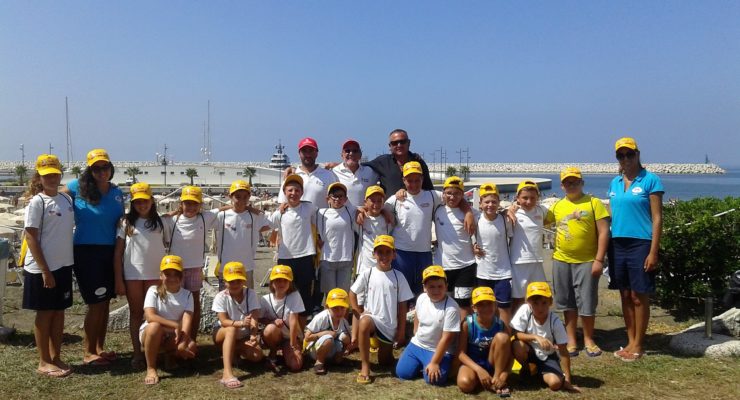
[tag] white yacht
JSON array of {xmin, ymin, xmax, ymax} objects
[{"xmin": 268, "ymin": 141, "xmax": 291, "ymax": 170}]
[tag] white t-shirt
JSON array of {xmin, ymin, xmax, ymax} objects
[
  {"xmin": 215, "ymin": 209, "xmax": 270, "ymax": 272},
  {"xmin": 350, "ymin": 267, "xmax": 414, "ymax": 341},
  {"xmin": 509, "ymin": 205, "xmax": 549, "ymax": 264},
  {"xmin": 117, "ymin": 218, "xmax": 170, "ymax": 280},
  {"xmin": 259, "ymin": 291, "xmax": 305, "ymax": 336},
  {"xmin": 305, "ymin": 308, "xmax": 351, "ymax": 342},
  {"xmin": 317, "ymin": 205, "xmax": 357, "ymax": 262},
  {"xmin": 140, "ymin": 285, "xmax": 194, "ymax": 331},
  {"xmin": 411, "ymin": 293, "xmax": 461, "ymax": 354},
  {"xmin": 268, "ymin": 202, "xmax": 317, "ymax": 259},
  {"xmin": 23, "ymin": 193, "xmax": 75, "ymax": 273},
  {"xmin": 332, "ymin": 163, "xmax": 379, "ymax": 207},
  {"xmin": 510, "ymin": 303, "xmax": 567, "ymax": 360},
  {"xmin": 475, "ymin": 213, "xmax": 514, "ymax": 280},
  {"xmin": 211, "ymin": 288, "xmax": 261, "ymax": 328},
  {"xmin": 278, "ymin": 166, "xmax": 338, "ymax": 209},
  {"xmin": 356, "ymin": 215, "xmax": 392, "ymax": 276},
  {"xmin": 387, "ymin": 190, "xmax": 441, "ymax": 252},
  {"xmin": 166, "ymin": 210, "xmax": 218, "ymax": 269},
  {"xmin": 434, "ymin": 206, "xmax": 476, "ymax": 270}
]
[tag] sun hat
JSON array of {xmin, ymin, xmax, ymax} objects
[
  {"xmin": 223, "ymin": 261, "xmax": 247, "ymax": 282},
  {"xmin": 130, "ymin": 182, "xmax": 152, "ymax": 201},
  {"xmin": 373, "ymin": 234, "xmax": 395, "ymax": 250},
  {"xmin": 365, "ymin": 185, "xmax": 385, "ymax": 199},
  {"xmin": 526, "ymin": 281, "xmax": 553, "ymax": 299},
  {"xmin": 180, "ymin": 186, "xmax": 203, "ymax": 203},
  {"xmin": 472, "ymin": 286, "xmax": 496, "ymax": 305},
  {"xmin": 86, "ymin": 148, "xmax": 111, "ymax": 166},
  {"xmin": 229, "ymin": 180, "xmax": 251, "ymax": 195},
  {"xmin": 160, "ymin": 255, "xmax": 184, "ymax": 272},
  {"xmin": 422, "ymin": 265, "xmax": 446, "ymax": 283},
  {"xmin": 479, "ymin": 183, "xmax": 499, "ymax": 197},
  {"xmin": 35, "ymin": 154, "xmax": 62, "ymax": 176},
  {"xmin": 269, "ymin": 265, "xmax": 294, "ymax": 282},
  {"xmin": 560, "ymin": 167, "xmax": 583, "ymax": 182},
  {"xmin": 444, "ymin": 176, "xmax": 464, "ymax": 191},
  {"xmin": 402, "ymin": 161, "xmax": 423, "ymax": 177},
  {"xmin": 326, "ymin": 288, "xmax": 350, "ymax": 309}
]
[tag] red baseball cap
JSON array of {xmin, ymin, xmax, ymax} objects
[
  {"xmin": 342, "ymin": 139, "xmax": 360, "ymax": 149},
  {"xmin": 298, "ymin": 137, "xmax": 318, "ymax": 150}
]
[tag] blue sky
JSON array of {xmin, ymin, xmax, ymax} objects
[{"xmin": 2, "ymin": 1, "xmax": 739, "ymax": 166}]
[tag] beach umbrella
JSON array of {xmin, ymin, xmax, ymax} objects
[{"xmin": 0, "ymin": 226, "xmax": 15, "ymax": 240}]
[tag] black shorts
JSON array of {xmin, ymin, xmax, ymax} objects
[
  {"xmin": 73, "ymin": 245, "xmax": 115, "ymax": 304},
  {"xmin": 445, "ymin": 263, "xmax": 477, "ymax": 307},
  {"xmin": 278, "ymin": 255, "xmax": 316, "ymax": 316},
  {"xmin": 23, "ymin": 266, "xmax": 74, "ymax": 311},
  {"xmin": 527, "ymin": 350, "xmax": 564, "ymax": 378}
]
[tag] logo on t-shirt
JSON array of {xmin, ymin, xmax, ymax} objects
[
  {"xmin": 420, "ymin": 203, "xmax": 430, "ymax": 208},
  {"xmin": 631, "ymin": 187, "xmax": 643, "ymax": 195},
  {"xmin": 115, "ymin": 195, "xmax": 123, "ymax": 203}
]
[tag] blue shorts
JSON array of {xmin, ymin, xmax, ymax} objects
[
  {"xmin": 392, "ymin": 249, "xmax": 432, "ymax": 296},
  {"xmin": 471, "ymin": 356, "xmax": 493, "ymax": 372},
  {"xmin": 396, "ymin": 341, "xmax": 453, "ymax": 386},
  {"xmin": 527, "ymin": 350, "xmax": 564, "ymax": 379},
  {"xmin": 476, "ymin": 278, "xmax": 512, "ymax": 308},
  {"xmin": 611, "ymin": 238, "xmax": 655, "ymax": 294},
  {"xmin": 73, "ymin": 245, "xmax": 115, "ymax": 304}
]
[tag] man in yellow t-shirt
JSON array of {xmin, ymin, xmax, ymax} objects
[{"xmin": 546, "ymin": 167, "xmax": 610, "ymax": 358}]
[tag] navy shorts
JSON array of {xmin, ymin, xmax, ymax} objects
[
  {"xmin": 611, "ymin": 238, "xmax": 655, "ymax": 294},
  {"xmin": 23, "ymin": 266, "xmax": 74, "ymax": 311},
  {"xmin": 527, "ymin": 350, "xmax": 564, "ymax": 379},
  {"xmin": 73, "ymin": 245, "xmax": 115, "ymax": 304},
  {"xmin": 278, "ymin": 255, "xmax": 316, "ymax": 316},
  {"xmin": 393, "ymin": 249, "xmax": 432, "ymax": 296},
  {"xmin": 477, "ymin": 277, "xmax": 512, "ymax": 308}
]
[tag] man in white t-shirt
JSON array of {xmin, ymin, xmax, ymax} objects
[
  {"xmin": 332, "ymin": 139, "xmax": 379, "ymax": 207},
  {"xmin": 278, "ymin": 137, "xmax": 338, "ymax": 208}
]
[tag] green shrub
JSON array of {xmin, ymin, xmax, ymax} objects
[{"xmin": 657, "ymin": 197, "xmax": 740, "ymax": 317}]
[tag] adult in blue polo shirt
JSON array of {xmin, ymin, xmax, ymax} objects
[
  {"xmin": 66, "ymin": 148, "xmax": 124, "ymax": 366},
  {"xmin": 607, "ymin": 137, "xmax": 663, "ymax": 362}
]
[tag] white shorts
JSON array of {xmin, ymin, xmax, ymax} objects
[
  {"xmin": 511, "ymin": 262, "xmax": 546, "ymax": 299},
  {"xmin": 306, "ymin": 333, "xmax": 348, "ymax": 360}
]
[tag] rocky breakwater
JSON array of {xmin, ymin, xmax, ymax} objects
[{"xmin": 426, "ymin": 163, "xmax": 726, "ymax": 175}]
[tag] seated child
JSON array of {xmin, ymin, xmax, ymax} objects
[
  {"xmin": 304, "ymin": 288, "xmax": 351, "ymax": 375},
  {"xmin": 396, "ymin": 265, "xmax": 461, "ymax": 386},
  {"xmin": 511, "ymin": 282, "xmax": 580, "ymax": 393},
  {"xmin": 456, "ymin": 286, "xmax": 511, "ymax": 396},
  {"xmin": 259, "ymin": 265, "xmax": 305, "ymax": 373}
]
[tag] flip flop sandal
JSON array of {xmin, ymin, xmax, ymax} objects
[
  {"xmin": 144, "ymin": 375, "xmax": 160, "ymax": 385},
  {"xmin": 614, "ymin": 347, "xmax": 629, "ymax": 359},
  {"xmin": 313, "ymin": 363, "xmax": 327, "ymax": 375},
  {"xmin": 219, "ymin": 377, "xmax": 243, "ymax": 389},
  {"xmin": 585, "ymin": 344, "xmax": 603, "ymax": 357},
  {"xmin": 619, "ymin": 351, "xmax": 644, "ymax": 362},
  {"xmin": 356, "ymin": 373, "xmax": 372, "ymax": 384},
  {"xmin": 265, "ymin": 358, "xmax": 282, "ymax": 375},
  {"xmin": 497, "ymin": 387, "xmax": 512, "ymax": 398},
  {"xmin": 567, "ymin": 346, "xmax": 580, "ymax": 357},
  {"xmin": 83, "ymin": 357, "xmax": 111, "ymax": 366},
  {"xmin": 100, "ymin": 351, "xmax": 118, "ymax": 361},
  {"xmin": 36, "ymin": 368, "xmax": 72, "ymax": 378}
]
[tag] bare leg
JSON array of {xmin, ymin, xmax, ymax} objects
[
  {"xmin": 34, "ymin": 310, "xmax": 55, "ymax": 371},
  {"xmin": 498, "ymin": 306, "xmax": 512, "ymax": 329},
  {"xmin": 190, "ymin": 291, "xmax": 200, "ymax": 340},
  {"xmin": 563, "ymin": 309, "xmax": 579, "ymax": 349},
  {"xmin": 126, "ymin": 280, "xmax": 156, "ymax": 364},
  {"xmin": 314, "ymin": 337, "xmax": 334, "ymax": 365},
  {"xmin": 632, "ymin": 292, "xmax": 650, "ymax": 354},
  {"xmin": 619, "ymin": 289, "xmax": 636, "ymax": 352},
  {"xmin": 49, "ymin": 310, "xmax": 69, "ymax": 370},
  {"xmin": 581, "ymin": 315, "xmax": 597, "ymax": 348},
  {"xmin": 490, "ymin": 332, "xmax": 511, "ymax": 389},
  {"xmin": 214, "ymin": 326, "xmax": 237, "ymax": 381},
  {"xmin": 143, "ymin": 322, "xmax": 163, "ymax": 384},
  {"xmin": 358, "ymin": 316, "xmax": 375, "ymax": 377},
  {"xmin": 456, "ymin": 365, "xmax": 480, "ymax": 393},
  {"xmin": 82, "ymin": 301, "xmax": 109, "ymax": 362},
  {"xmin": 96, "ymin": 300, "xmax": 110, "ymax": 355}
]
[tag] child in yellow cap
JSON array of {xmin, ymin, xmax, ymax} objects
[
  {"xmin": 113, "ymin": 182, "xmax": 168, "ymax": 368},
  {"xmin": 259, "ymin": 265, "xmax": 305, "ymax": 374},
  {"xmin": 22, "ymin": 154, "xmax": 74, "ymax": 378},
  {"xmin": 396, "ymin": 265, "xmax": 461, "ymax": 386},
  {"xmin": 140, "ymin": 255, "xmax": 197, "ymax": 385},
  {"xmin": 211, "ymin": 261, "xmax": 263, "ymax": 389},
  {"xmin": 510, "ymin": 282, "xmax": 580, "ymax": 393},
  {"xmin": 457, "ymin": 287, "xmax": 511, "ymax": 396},
  {"xmin": 350, "ymin": 235, "xmax": 414, "ymax": 384},
  {"xmin": 304, "ymin": 288, "xmax": 351, "ymax": 374},
  {"xmin": 316, "ymin": 182, "xmax": 357, "ymax": 298}
]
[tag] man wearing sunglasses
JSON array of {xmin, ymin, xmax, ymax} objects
[
  {"xmin": 363, "ymin": 129, "xmax": 434, "ymax": 198},
  {"xmin": 332, "ymin": 139, "xmax": 379, "ymax": 207}
]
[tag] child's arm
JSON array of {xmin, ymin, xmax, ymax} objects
[
  {"xmin": 557, "ymin": 344, "xmax": 581, "ymax": 393},
  {"xmin": 394, "ymin": 301, "xmax": 409, "ymax": 346},
  {"xmin": 458, "ymin": 199, "xmax": 477, "ymax": 236},
  {"xmin": 426, "ymin": 331, "xmax": 458, "ymax": 383},
  {"xmin": 288, "ymin": 312, "xmax": 303, "ymax": 356},
  {"xmin": 113, "ymin": 237, "xmax": 126, "ymax": 296},
  {"xmin": 594, "ymin": 217, "xmax": 610, "ymax": 276},
  {"xmin": 144, "ymin": 307, "xmax": 180, "ymax": 330},
  {"xmin": 349, "ymin": 290, "xmax": 364, "ymax": 316},
  {"xmin": 513, "ymin": 330, "xmax": 554, "ymax": 352},
  {"xmin": 24, "ymin": 227, "xmax": 55, "ymax": 288}
]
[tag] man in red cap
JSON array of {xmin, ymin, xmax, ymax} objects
[
  {"xmin": 332, "ymin": 139, "xmax": 379, "ymax": 207},
  {"xmin": 363, "ymin": 129, "xmax": 434, "ymax": 198},
  {"xmin": 279, "ymin": 137, "xmax": 338, "ymax": 209}
]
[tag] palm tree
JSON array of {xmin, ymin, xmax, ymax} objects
[
  {"xmin": 70, "ymin": 165, "xmax": 82, "ymax": 178},
  {"xmin": 445, "ymin": 166, "xmax": 457, "ymax": 178},
  {"xmin": 460, "ymin": 166, "xmax": 470, "ymax": 181},
  {"xmin": 242, "ymin": 167, "xmax": 257, "ymax": 185},
  {"xmin": 125, "ymin": 166, "xmax": 142, "ymax": 183},
  {"xmin": 14, "ymin": 165, "xmax": 28, "ymax": 186},
  {"xmin": 185, "ymin": 168, "xmax": 198, "ymax": 185}
]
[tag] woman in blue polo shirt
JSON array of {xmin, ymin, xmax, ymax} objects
[
  {"xmin": 607, "ymin": 137, "xmax": 663, "ymax": 362},
  {"xmin": 66, "ymin": 149, "xmax": 124, "ymax": 366}
]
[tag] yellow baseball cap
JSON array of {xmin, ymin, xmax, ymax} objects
[
  {"xmin": 373, "ymin": 234, "xmax": 395, "ymax": 250},
  {"xmin": 222, "ymin": 261, "xmax": 247, "ymax": 282},
  {"xmin": 471, "ymin": 286, "xmax": 496, "ymax": 305},
  {"xmin": 229, "ymin": 180, "xmax": 251, "ymax": 195},
  {"xmin": 479, "ymin": 183, "xmax": 499, "ymax": 197},
  {"xmin": 86, "ymin": 148, "xmax": 111, "ymax": 166},
  {"xmin": 615, "ymin": 137, "xmax": 638, "ymax": 151},
  {"xmin": 365, "ymin": 185, "xmax": 385, "ymax": 199},
  {"xmin": 422, "ymin": 265, "xmax": 446, "ymax": 283},
  {"xmin": 326, "ymin": 288, "xmax": 350, "ymax": 309},
  {"xmin": 444, "ymin": 176, "xmax": 464, "ymax": 191},
  {"xmin": 180, "ymin": 185, "xmax": 203, "ymax": 203},
  {"xmin": 35, "ymin": 154, "xmax": 62, "ymax": 176},
  {"xmin": 327, "ymin": 182, "xmax": 347, "ymax": 194},
  {"xmin": 269, "ymin": 265, "xmax": 294, "ymax": 282},
  {"xmin": 402, "ymin": 161, "xmax": 423, "ymax": 177},
  {"xmin": 284, "ymin": 174, "xmax": 303, "ymax": 188},
  {"xmin": 526, "ymin": 281, "xmax": 553, "ymax": 299},
  {"xmin": 517, "ymin": 180, "xmax": 539, "ymax": 194},
  {"xmin": 160, "ymin": 255, "xmax": 184, "ymax": 272},
  {"xmin": 130, "ymin": 182, "xmax": 152, "ymax": 201},
  {"xmin": 560, "ymin": 167, "xmax": 582, "ymax": 182}
]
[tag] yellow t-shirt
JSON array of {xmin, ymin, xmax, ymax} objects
[{"xmin": 548, "ymin": 195, "xmax": 610, "ymax": 263}]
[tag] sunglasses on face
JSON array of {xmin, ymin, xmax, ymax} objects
[
  {"xmin": 91, "ymin": 164, "xmax": 111, "ymax": 173},
  {"xmin": 616, "ymin": 151, "xmax": 637, "ymax": 160},
  {"xmin": 389, "ymin": 139, "xmax": 409, "ymax": 146},
  {"xmin": 343, "ymin": 148, "xmax": 361, "ymax": 155},
  {"xmin": 562, "ymin": 180, "xmax": 582, "ymax": 187},
  {"xmin": 329, "ymin": 193, "xmax": 346, "ymax": 200}
]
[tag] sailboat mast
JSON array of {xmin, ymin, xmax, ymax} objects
[{"xmin": 65, "ymin": 96, "xmax": 72, "ymax": 167}]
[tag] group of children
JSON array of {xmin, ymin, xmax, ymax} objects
[{"xmin": 23, "ymin": 152, "xmax": 602, "ymax": 395}]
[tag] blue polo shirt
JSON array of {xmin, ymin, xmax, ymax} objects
[
  {"xmin": 67, "ymin": 179, "xmax": 125, "ymax": 245},
  {"xmin": 607, "ymin": 169, "xmax": 664, "ymax": 240}
]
